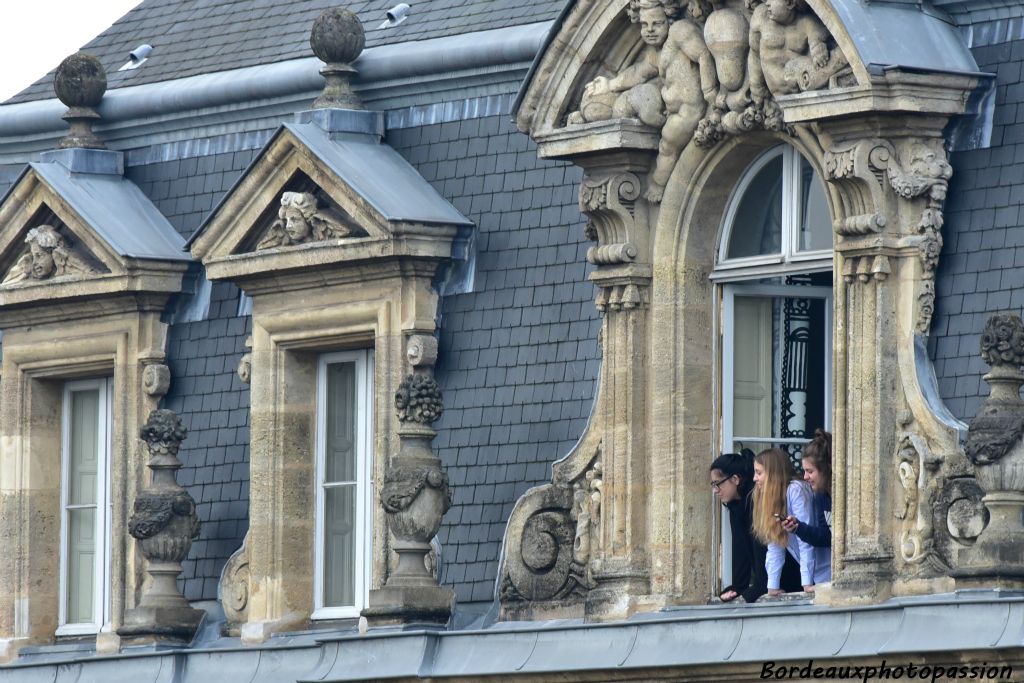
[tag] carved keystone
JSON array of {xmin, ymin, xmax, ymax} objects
[{"xmin": 118, "ymin": 409, "xmax": 204, "ymax": 644}]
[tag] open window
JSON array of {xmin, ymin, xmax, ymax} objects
[
  {"xmin": 713, "ymin": 145, "xmax": 833, "ymax": 589},
  {"xmin": 58, "ymin": 378, "xmax": 113, "ymax": 636},
  {"xmin": 313, "ymin": 350, "xmax": 374, "ymax": 620}
]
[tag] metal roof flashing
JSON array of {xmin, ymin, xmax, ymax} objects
[{"xmin": 26, "ymin": 156, "xmax": 190, "ymax": 262}]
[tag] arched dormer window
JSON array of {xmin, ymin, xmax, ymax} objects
[
  {"xmin": 715, "ymin": 145, "xmax": 832, "ymax": 279},
  {"xmin": 714, "ymin": 145, "xmax": 835, "ymax": 592}
]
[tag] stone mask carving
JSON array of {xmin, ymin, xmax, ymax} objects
[
  {"xmin": 2, "ymin": 224, "xmax": 98, "ymax": 285},
  {"xmin": 255, "ymin": 191, "xmax": 362, "ymax": 250}
]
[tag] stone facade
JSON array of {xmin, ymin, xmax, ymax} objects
[{"xmin": 0, "ymin": 0, "xmax": 1021, "ymax": 677}]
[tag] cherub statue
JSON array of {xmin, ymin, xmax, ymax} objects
[
  {"xmin": 2, "ymin": 225, "xmax": 97, "ymax": 285},
  {"xmin": 256, "ymin": 191, "xmax": 359, "ymax": 250},
  {"xmin": 748, "ymin": 0, "xmax": 842, "ymax": 100},
  {"xmin": 646, "ymin": 0, "xmax": 717, "ymax": 201},
  {"xmin": 566, "ymin": 0, "xmax": 679, "ymax": 128}
]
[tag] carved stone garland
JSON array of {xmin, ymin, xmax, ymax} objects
[
  {"xmin": 119, "ymin": 410, "xmax": 204, "ymax": 644},
  {"xmin": 363, "ymin": 335, "xmax": 454, "ymax": 626}
]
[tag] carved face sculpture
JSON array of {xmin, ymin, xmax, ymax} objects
[
  {"xmin": 281, "ymin": 206, "xmax": 312, "ymax": 242},
  {"xmin": 766, "ymin": 0, "xmax": 797, "ymax": 24},
  {"xmin": 29, "ymin": 241, "xmax": 55, "ymax": 279},
  {"xmin": 638, "ymin": 7, "xmax": 670, "ymax": 47}
]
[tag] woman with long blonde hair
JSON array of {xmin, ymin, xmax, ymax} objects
[{"xmin": 753, "ymin": 448, "xmax": 816, "ymax": 595}]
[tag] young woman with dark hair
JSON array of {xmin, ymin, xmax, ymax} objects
[
  {"xmin": 753, "ymin": 448, "xmax": 816, "ymax": 595},
  {"xmin": 710, "ymin": 449, "xmax": 801, "ymax": 602},
  {"xmin": 782, "ymin": 429, "xmax": 832, "ymax": 583}
]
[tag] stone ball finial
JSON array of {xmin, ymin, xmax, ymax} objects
[
  {"xmin": 310, "ymin": 7, "xmax": 365, "ymax": 65},
  {"xmin": 54, "ymin": 53, "xmax": 107, "ymax": 109},
  {"xmin": 980, "ymin": 313, "xmax": 1024, "ymax": 369}
]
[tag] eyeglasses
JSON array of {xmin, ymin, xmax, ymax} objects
[{"xmin": 711, "ymin": 476, "xmax": 731, "ymax": 490}]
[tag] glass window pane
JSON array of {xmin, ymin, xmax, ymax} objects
[
  {"xmin": 323, "ymin": 484, "xmax": 356, "ymax": 607},
  {"xmin": 69, "ymin": 389, "xmax": 99, "ymax": 506},
  {"xmin": 66, "ymin": 508, "xmax": 95, "ymax": 624},
  {"xmin": 325, "ymin": 363, "xmax": 357, "ymax": 483},
  {"xmin": 799, "ymin": 157, "xmax": 832, "ymax": 252},
  {"xmin": 731, "ymin": 293, "xmax": 828, "ymax": 469},
  {"xmin": 726, "ymin": 155, "xmax": 783, "ymax": 259}
]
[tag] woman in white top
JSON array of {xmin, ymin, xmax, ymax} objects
[{"xmin": 752, "ymin": 448, "xmax": 816, "ymax": 595}]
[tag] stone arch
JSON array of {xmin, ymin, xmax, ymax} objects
[{"xmin": 500, "ymin": 0, "xmax": 989, "ymax": 622}]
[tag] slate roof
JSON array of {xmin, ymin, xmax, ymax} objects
[
  {"xmin": 7, "ymin": 0, "xmax": 565, "ymax": 105},
  {"xmin": 0, "ymin": 153, "xmax": 188, "ymax": 261}
]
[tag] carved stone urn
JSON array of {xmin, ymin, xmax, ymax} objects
[
  {"xmin": 363, "ymin": 336, "xmax": 454, "ymax": 626},
  {"xmin": 119, "ymin": 409, "xmax": 204, "ymax": 644},
  {"xmin": 956, "ymin": 314, "xmax": 1024, "ymax": 587}
]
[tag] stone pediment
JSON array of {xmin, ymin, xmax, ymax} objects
[
  {"xmin": 0, "ymin": 150, "xmax": 190, "ymax": 318},
  {"xmin": 189, "ymin": 113, "xmax": 473, "ymax": 286}
]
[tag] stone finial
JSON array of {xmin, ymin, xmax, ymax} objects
[
  {"xmin": 118, "ymin": 409, "xmax": 204, "ymax": 645},
  {"xmin": 310, "ymin": 7, "xmax": 365, "ymax": 110},
  {"xmin": 53, "ymin": 52, "xmax": 107, "ymax": 149}
]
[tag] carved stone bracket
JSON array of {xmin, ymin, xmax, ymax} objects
[
  {"xmin": 580, "ymin": 172, "xmax": 645, "ymax": 265},
  {"xmin": 142, "ymin": 363, "xmax": 171, "ymax": 398},
  {"xmin": 218, "ymin": 541, "xmax": 250, "ymax": 636},
  {"xmin": 824, "ymin": 139, "xmax": 893, "ymax": 236},
  {"xmin": 500, "ymin": 443, "xmax": 602, "ymax": 613}
]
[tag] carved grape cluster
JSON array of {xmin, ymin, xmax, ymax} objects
[
  {"xmin": 979, "ymin": 314, "xmax": 1024, "ymax": 368},
  {"xmin": 395, "ymin": 373, "xmax": 444, "ymax": 425},
  {"xmin": 140, "ymin": 408, "xmax": 188, "ymax": 445}
]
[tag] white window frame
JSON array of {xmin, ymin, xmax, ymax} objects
[
  {"xmin": 712, "ymin": 145, "xmax": 833, "ymax": 282},
  {"xmin": 720, "ymin": 283, "xmax": 833, "ymax": 456},
  {"xmin": 57, "ymin": 377, "xmax": 113, "ymax": 636},
  {"xmin": 312, "ymin": 349, "xmax": 374, "ymax": 620}
]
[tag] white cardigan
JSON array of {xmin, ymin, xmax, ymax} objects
[{"xmin": 765, "ymin": 479, "xmax": 816, "ymax": 590}]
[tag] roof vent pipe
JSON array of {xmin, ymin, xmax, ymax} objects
[
  {"xmin": 380, "ymin": 3, "xmax": 410, "ymax": 28},
  {"xmin": 119, "ymin": 44, "xmax": 153, "ymax": 71}
]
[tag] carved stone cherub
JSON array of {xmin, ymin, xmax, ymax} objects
[
  {"xmin": 2, "ymin": 224, "xmax": 97, "ymax": 285},
  {"xmin": 646, "ymin": 0, "xmax": 717, "ymax": 201},
  {"xmin": 748, "ymin": 0, "xmax": 841, "ymax": 100},
  {"xmin": 566, "ymin": 0, "xmax": 678, "ymax": 128},
  {"xmin": 255, "ymin": 191, "xmax": 358, "ymax": 250}
]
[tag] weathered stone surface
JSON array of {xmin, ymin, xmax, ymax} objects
[
  {"xmin": 53, "ymin": 52, "xmax": 107, "ymax": 149},
  {"xmin": 500, "ymin": 0, "xmax": 983, "ymax": 622},
  {"xmin": 119, "ymin": 409, "xmax": 204, "ymax": 645},
  {"xmin": 309, "ymin": 7, "xmax": 365, "ymax": 65}
]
